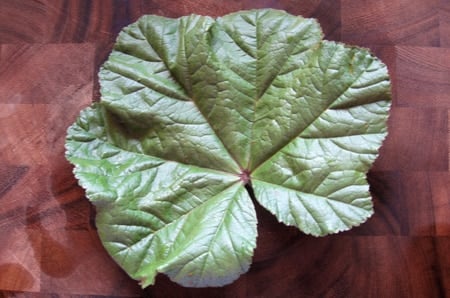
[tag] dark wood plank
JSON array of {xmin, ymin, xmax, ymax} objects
[
  {"xmin": 0, "ymin": 1, "xmax": 49, "ymax": 43},
  {"xmin": 0, "ymin": 165, "xmax": 28, "ymax": 198},
  {"xmin": 436, "ymin": 237, "xmax": 450, "ymax": 293},
  {"xmin": 0, "ymin": 0, "xmax": 134, "ymax": 43},
  {"xmin": 0, "ymin": 44, "xmax": 95, "ymax": 104},
  {"xmin": 373, "ymin": 108, "xmax": 448, "ymax": 171},
  {"xmin": 395, "ymin": 46, "xmax": 450, "ymax": 108},
  {"xmin": 400, "ymin": 172, "xmax": 450, "ymax": 236},
  {"xmin": 0, "ymin": 105, "xmax": 49, "ymax": 164},
  {"xmin": 350, "ymin": 236, "xmax": 447, "ymax": 298},
  {"xmin": 441, "ymin": 0, "xmax": 450, "ymax": 47},
  {"xmin": 341, "ymin": 0, "xmax": 440, "ymax": 46}
]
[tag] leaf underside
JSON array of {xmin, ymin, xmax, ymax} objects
[{"xmin": 65, "ymin": 9, "xmax": 391, "ymax": 288}]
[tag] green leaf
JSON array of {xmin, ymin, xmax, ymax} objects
[{"xmin": 66, "ymin": 9, "xmax": 391, "ymax": 288}]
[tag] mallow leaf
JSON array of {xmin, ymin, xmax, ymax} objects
[{"xmin": 65, "ymin": 9, "xmax": 391, "ymax": 288}]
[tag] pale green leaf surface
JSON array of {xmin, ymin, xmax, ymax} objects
[
  {"xmin": 67, "ymin": 105, "xmax": 257, "ymax": 287},
  {"xmin": 66, "ymin": 9, "xmax": 391, "ymax": 288}
]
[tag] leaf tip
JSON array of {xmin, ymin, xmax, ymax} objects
[{"xmin": 138, "ymin": 275, "xmax": 155, "ymax": 289}]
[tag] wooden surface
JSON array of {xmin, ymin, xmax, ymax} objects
[{"xmin": 0, "ymin": 0, "xmax": 449, "ymax": 297}]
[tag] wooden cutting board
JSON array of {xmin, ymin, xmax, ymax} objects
[{"xmin": 1, "ymin": 1, "xmax": 449, "ymax": 297}]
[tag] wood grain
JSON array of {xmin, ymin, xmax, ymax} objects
[
  {"xmin": 341, "ymin": 0, "xmax": 441, "ymax": 46},
  {"xmin": 0, "ymin": 0, "xmax": 449, "ymax": 297},
  {"xmin": 373, "ymin": 108, "xmax": 448, "ymax": 171},
  {"xmin": 395, "ymin": 46, "xmax": 450, "ymax": 108},
  {"xmin": 441, "ymin": 0, "xmax": 450, "ymax": 47}
]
